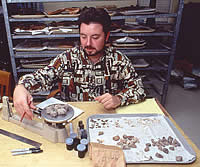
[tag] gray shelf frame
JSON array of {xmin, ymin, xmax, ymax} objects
[
  {"xmin": 14, "ymin": 49, "xmax": 170, "ymax": 58},
  {"xmin": 7, "ymin": 0, "xmax": 123, "ymax": 3},
  {"xmin": 8, "ymin": 13, "xmax": 177, "ymax": 22},
  {"xmin": 12, "ymin": 32, "xmax": 173, "ymax": 39},
  {"xmin": 1, "ymin": 0, "xmax": 184, "ymax": 105},
  {"xmin": 161, "ymin": 0, "xmax": 184, "ymax": 104}
]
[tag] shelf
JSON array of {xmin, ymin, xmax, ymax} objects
[
  {"xmin": 13, "ymin": 41, "xmax": 171, "ymax": 58},
  {"xmin": 143, "ymin": 73, "xmax": 167, "ymax": 98},
  {"xmin": 111, "ymin": 13, "xmax": 177, "ymax": 20},
  {"xmin": 7, "ymin": 0, "xmax": 123, "ymax": 3},
  {"xmin": 9, "ymin": 17, "xmax": 78, "ymax": 22},
  {"xmin": 2, "ymin": 0, "xmax": 185, "ymax": 105},
  {"xmin": 14, "ymin": 49, "xmax": 170, "ymax": 58},
  {"xmin": 121, "ymin": 49, "xmax": 170, "ymax": 57},
  {"xmin": 136, "ymin": 66, "xmax": 167, "ymax": 71},
  {"xmin": 12, "ymin": 31, "xmax": 173, "ymax": 39},
  {"xmin": 15, "ymin": 50, "xmax": 63, "ymax": 58},
  {"xmin": 9, "ymin": 13, "xmax": 177, "ymax": 22},
  {"xmin": 111, "ymin": 32, "xmax": 173, "ymax": 37},
  {"xmin": 116, "ymin": 42, "xmax": 171, "ymax": 56},
  {"xmin": 12, "ymin": 33, "xmax": 80, "ymax": 39}
]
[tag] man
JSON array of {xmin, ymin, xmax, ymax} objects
[{"xmin": 13, "ymin": 7, "xmax": 146, "ymax": 120}]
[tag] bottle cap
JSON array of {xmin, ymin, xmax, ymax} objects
[
  {"xmin": 77, "ymin": 144, "xmax": 86, "ymax": 152},
  {"xmin": 80, "ymin": 138, "xmax": 89, "ymax": 145},
  {"xmin": 78, "ymin": 120, "xmax": 83, "ymax": 127},
  {"xmin": 70, "ymin": 133, "xmax": 77, "ymax": 139},
  {"xmin": 65, "ymin": 137, "xmax": 73, "ymax": 145}
]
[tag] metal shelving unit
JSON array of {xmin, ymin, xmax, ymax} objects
[{"xmin": 1, "ymin": 0, "xmax": 184, "ymax": 105}]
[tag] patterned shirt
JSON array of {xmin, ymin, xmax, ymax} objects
[{"xmin": 18, "ymin": 46, "xmax": 146, "ymax": 106}]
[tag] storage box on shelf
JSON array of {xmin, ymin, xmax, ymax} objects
[{"xmin": 1, "ymin": 0, "xmax": 184, "ymax": 104}]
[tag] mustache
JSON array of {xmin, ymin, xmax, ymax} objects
[{"xmin": 84, "ymin": 46, "xmax": 95, "ymax": 49}]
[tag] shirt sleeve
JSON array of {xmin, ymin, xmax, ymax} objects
[
  {"xmin": 115, "ymin": 55, "xmax": 146, "ymax": 106},
  {"xmin": 18, "ymin": 52, "xmax": 66, "ymax": 93}
]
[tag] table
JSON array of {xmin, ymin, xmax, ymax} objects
[{"xmin": 0, "ymin": 101, "xmax": 199, "ymax": 167}]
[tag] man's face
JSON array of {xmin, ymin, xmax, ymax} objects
[{"xmin": 80, "ymin": 23, "xmax": 106, "ymax": 57}]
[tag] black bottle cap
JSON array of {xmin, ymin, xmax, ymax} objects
[
  {"xmin": 80, "ymin": 124, "xmax": 84, "ymax": 129},
  {"xmin": 78, "ymin": 120, "xmax": 83, "ymax": 127}
]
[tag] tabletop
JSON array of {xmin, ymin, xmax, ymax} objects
[{"xmin": 0, "ymin": 101, "xmax": 199, "ymax": 167}]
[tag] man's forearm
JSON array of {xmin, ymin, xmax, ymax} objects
[{"xmin": 116, "ymin": 84, "xmax": 146, "ymax": 106}]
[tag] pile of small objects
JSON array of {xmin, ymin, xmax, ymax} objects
[
  {"xmin": 45, "ymin": 104, "xmax": 70, "ymax": 117},
  {"xmin": 114, "ymin": 134, "xmax": 140, "ymax": 150},
  {"xmin": 144, "ymin": 136, "xmax": 183, "ymax": 162}
]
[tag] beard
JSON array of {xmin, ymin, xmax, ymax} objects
[{"xmin": 83, "ymin": 46, "xmax": 105, "ymax": 57}]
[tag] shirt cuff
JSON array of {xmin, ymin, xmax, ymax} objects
[
  {"xmin": 17, "ymin": 80, "xmax": 31, "ymax": 90},
  {"xmin": 116, "ymin": 94, "xmax": 126, "ymax": 106}
]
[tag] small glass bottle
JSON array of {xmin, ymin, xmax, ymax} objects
[
  {"xmin": 80, "ymin": 138, "xmax": 89, "ymax": 152},
  {"xmin": 70, "ymin": 133, "xmax": 80, "ymax": 151},
  {"xmin": 81, "ymin": 130, "xmax": 87, "ymax": 139},
  {"xmin": 65, "ymin": 137, "xmax": 74, "ymax": 151},
  {"xmin": 77, "ymin": 144, "xmax": 86, "ymax": 158},
  {"xmin": 73, "ymin": 138, "xmax": 80, "ymax": 151},
  {"xmin": 77, "ymin": 120, "xmax": 83, "ymax": 138},
  {"xmin": 79, "ymin": 124, "xmax": 87, "ymax": 139}
]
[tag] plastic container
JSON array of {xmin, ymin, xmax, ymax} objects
[
  {"xmin": 73, "ymin": 138, "xmax": 80, "ymax": 151},
  {"xmin": 77, "ymin": 144, "xmax": 86, "ymax": 158},
  {"xmin": 80, "ymin": 138, "xmax": 89, "ymax": 151},
  {"xmin": 65, "ymin": 137, "xmax": 74, "ymax": 151}
]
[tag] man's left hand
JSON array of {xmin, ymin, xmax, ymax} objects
[{"xmin": 95, "ymin": 93, "xmax": 121, "ymax": 110}]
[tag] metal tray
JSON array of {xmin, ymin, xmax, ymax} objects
[
  {"xmin": 46, "ymin": 14, "xmax": 79, "ymax": 18},
  {"xmin": 41, "ymin": 104, "xmax": 74, "ymax": 123},
  {"xmin": 112, "ymin": 42, "xmax": 146, "ymax": 47},
  {"xmin": 11, "ymin": 15, "xmax": 45, "ymax": 19},
  {"xmin": 87, "ymin": 114, "xmax": 196, "ymax": 164}
]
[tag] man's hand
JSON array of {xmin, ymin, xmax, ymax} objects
[
  {"xmin": 13, "ymin": 84, "xmax": 36, "ymax": 120},
  {"xmin": 95, "ymin": 93, "xmax": 121, "ymax": 110}
]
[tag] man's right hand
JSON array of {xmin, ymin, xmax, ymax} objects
[{"xmin": 13, "ymin": 84, "xmax": 36, "ymax": 120}]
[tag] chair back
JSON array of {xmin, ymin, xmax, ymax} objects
[{"xmin": 0, "ymin": 70, "xmax": 12, "ymax": 102}]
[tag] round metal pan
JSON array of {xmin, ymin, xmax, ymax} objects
[{"xmin": 41, "ymin": 104, "xmax": 74, "ymax": 123}]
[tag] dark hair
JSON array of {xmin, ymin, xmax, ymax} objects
[{"xmin": 78, "ymin": 7, "xmax": 111, "ymax": 35}]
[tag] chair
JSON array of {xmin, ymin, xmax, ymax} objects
[{"xmin": 0, "ymin": 70, "xmax": 12, "ymax": 102}]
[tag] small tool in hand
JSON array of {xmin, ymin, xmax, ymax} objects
[
  {"xmin": 20, "ymin": 112, "xmax": 26, "ymax": 122},
  {"xmin": 20, "ymin": 97, "xmax": 33, "ymax": 122}
]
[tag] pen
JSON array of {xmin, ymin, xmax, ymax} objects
[
  {"xmin": 11, "ymin": 147, "xmax": 40, "ymax": 153},
  {"xmin": 11, "ymin": 148, "xmax": 43, "ymax": 156}
]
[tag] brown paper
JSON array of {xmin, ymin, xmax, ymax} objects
[{"xmin": 89, "ymin": 142, "xmax": 126, "ymax": 167}]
